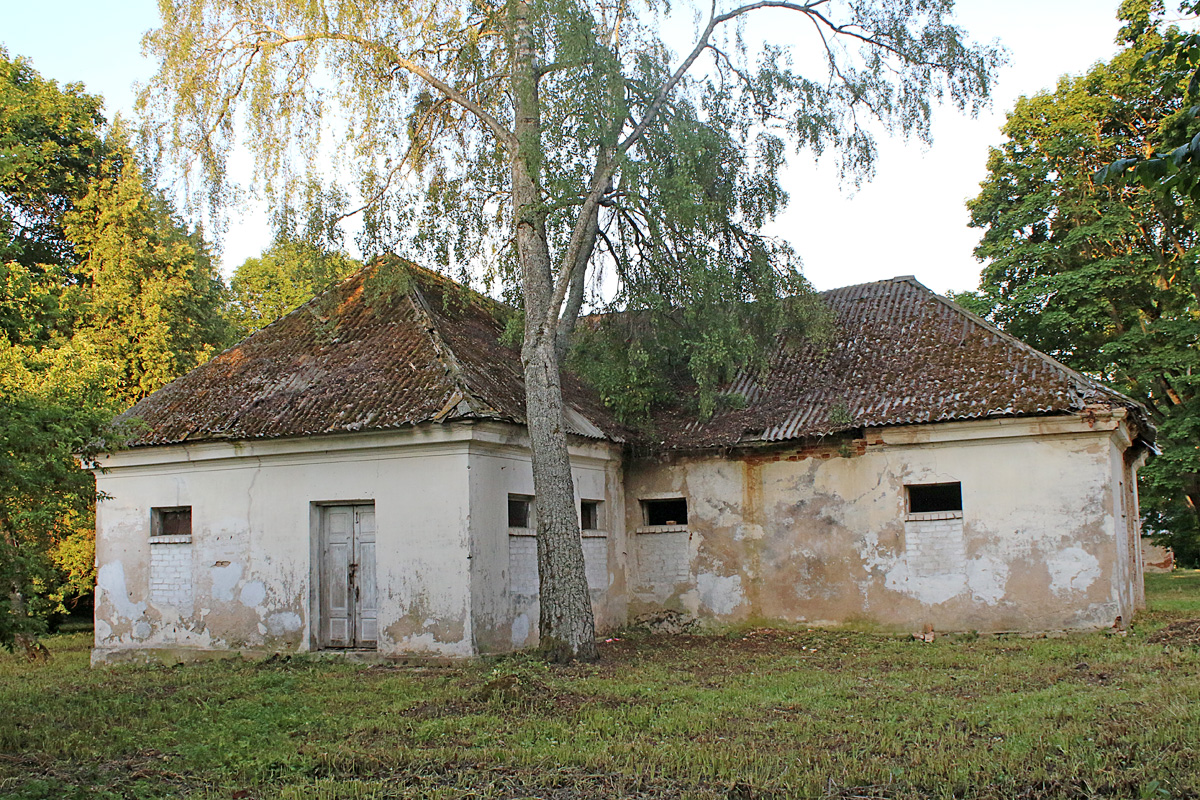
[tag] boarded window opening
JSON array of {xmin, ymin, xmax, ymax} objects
[
  {"xmin": 581, "ymin": 500, "xmax": 601, "ymax": 531},
  {"xmin": 508, "ymin": 495, "xmax": 532, "ymax": 528},
  {"xmin": 643, "ymin": 498, "xmax": 688, "ymax": 526},
  {"xmin": 907, "ymin": 483, "xmax": 962, "ymax": 514},
  {"xmin": 152, "ymin": 507, "xmax": 192, "ymax": 538}
]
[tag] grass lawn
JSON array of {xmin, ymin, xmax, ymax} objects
[{"xmin": 2, "ymin": 572, "xmax": 1199, "ymax": 800}]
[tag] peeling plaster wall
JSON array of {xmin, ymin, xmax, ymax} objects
[
  {"xmin": 92, "ymin": 426, "xmax": 479, "ymax": 664},
  {"xmin": 466, "ymin": 426, "xmax": 626, "ymax": 653},
  {"xmin": 626, "ymin": 414, "xmax": 1143, "ymax": 633}
]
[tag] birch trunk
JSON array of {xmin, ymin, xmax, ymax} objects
[{"xmin": 511, "ymin": 0, "xmax": 598, "ymax": 662}]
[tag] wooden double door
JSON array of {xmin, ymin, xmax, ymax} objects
[{"xmin": 319, "ymin": 504, "xmax": 378, "ymax": 649}]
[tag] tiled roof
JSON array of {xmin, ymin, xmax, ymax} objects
[
  {"xmin": 649, "ymin": 276, "xmax": 1148, "ymax": 449},
  {"xmin": 116, "ymin": 260, "xmax": 624, "ymax": 447},
  {"xmin": 116, "ymin": 267, "xmax": 1148, "ymax": 450}
]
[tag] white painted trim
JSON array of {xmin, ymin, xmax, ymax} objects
[{"xmin": 94, "ymin": 419, "xmax": 622, "ymax": 477}]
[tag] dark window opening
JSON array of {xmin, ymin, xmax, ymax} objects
[
  {"xmin": 508, "ymin": 495, "xmax": 532, "ymax": 528},
  {"xmin": 644, "ymin": 498, "xmax": 688, "ymax": 526},
  {"xmin": 152, "ymin": 507, "xmax": 192, "ymax": 538},
  {"xmin": 581, "ymin": 500, "xmax": 601, "ymax": 530},
  {"xmin": 907, "ymin": 483, "xmax": 962, "ymax": 514}
]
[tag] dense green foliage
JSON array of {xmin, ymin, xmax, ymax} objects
[
  {"xmin": 1095, "ymin": 1, "xmax": 1200, "ymax": 195},
  {"xmin": 0, "ymin": 48, "xmax": 103, "ymax": 286},
  {"xmin": 2, "ymin": 573, "xmax": 1199, "ymax": 798},
  {"xmin": 63, "ymin": 137, "xmax": 231, "ymax": 406},
  {"xmin": 966, "ymin": 5, "xmax": 1200, "ymax": 564},
  {"xmin": 0, "ymin": 344, "xmax": 115, "ymax": 650},
  {"xmin": 228, "ymin": 239, "xmax": 360, "ymax": 338},
  {"xmin": 0, "ymin": 53, "xmax": 236, "ymax": 649}
]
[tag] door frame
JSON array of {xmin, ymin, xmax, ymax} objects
[{"xmin": 310, "ymin": 500, "xmax": 377, "ymax": 651}]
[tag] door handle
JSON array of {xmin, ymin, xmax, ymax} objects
[{"xmin": 348, "ymin": 562, "xmax": 358, "ymax": 584}]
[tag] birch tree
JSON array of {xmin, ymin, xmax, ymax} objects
[{"xmin": 145, "ymin": 0, "xmax": 1000, "ymax": 661}]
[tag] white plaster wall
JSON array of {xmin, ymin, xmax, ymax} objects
[
  {"xmin": 626, "ymin": 415, "xmax": 1141, "ymax": 633},
  {"xmin": 93, "ymin": 426, "xmax": 476, "ymax": 662},
  {"xmin": 466, "ymin": 427, "xmax": 625, "ymax": 652}
]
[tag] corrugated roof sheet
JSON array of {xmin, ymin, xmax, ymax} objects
[
  {"xmin": 116, "ymin": 261, "xmax": 624, "ymax": 447},
  {"xmin": 116, "ymin": 267, "xmax": 1147, "ymax": 451},
  {"xmin": 648, "ymin": 276, "xmax": 1147, "ymax": 449}
]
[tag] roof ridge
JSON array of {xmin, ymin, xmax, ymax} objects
[
  {"xmin": 387, "ymin": 257, "xmax": 514, "ymax": 316},
  {"xmin": 406, "ymin": 280, "xmax": 502, "ymax": 422},
  {"xmin": 817, "ymin": 275, "xmax": 921, "ymax": 296}
]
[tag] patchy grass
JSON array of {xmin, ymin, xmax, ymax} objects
[
  {"xmin": 1144, "ymin": 570, "xmax": 1200, "ymax": 616},
  {"xmin": 3, "ymin": 574, "xmax": 1199, "ymax": 800}
]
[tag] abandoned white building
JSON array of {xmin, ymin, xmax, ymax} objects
[{"xmin": 89, "ymin": 262, "xmax": 1153, "ymax": 663}]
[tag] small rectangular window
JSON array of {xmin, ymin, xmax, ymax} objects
[
  {"xmin": 907, "ymin": 483, "xmax": 962, "ymax": 514},
  {"xmin": 152, "ymin": 506, "xmax": 192, "ymax": 539},
  {"xmin": 508, "ymin": 495, "xmax": 532, "ymax": 528},
  {"xmin": 580, "ymin": 500, "xmax": 601, "ymax": 531},
  {"xmin": 643, "ymin": 498, "xmax": 688, "ymax": 527}
]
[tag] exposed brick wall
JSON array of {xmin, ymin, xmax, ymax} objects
[
  {"xmin": 149, "ymin": 537, "xmax": 193, "ymax": 610},
  {"xmin": 735, "ymin": 435, "xmax": 875, "ymax": 465},
  {"xmin": 903, "ymin": 513, "xmax": 965, "ymax": 578},
  {"xmin": 508, "ymin": 533, "xmax": 538, "ymax": 596},
  {"xmin": 582, "ymin": 537, "xmax": 608, "ymax": 590},
  {"xmin": 636, "ymin": 529, "xmax": 690, "ymax": 588},
  {"xmin": 508, "ymin": 532, "xmax": 609, "ymax": 596}
]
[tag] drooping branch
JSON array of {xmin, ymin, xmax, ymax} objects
[
  {"xmin": 335, "ymin": 96, "xmax": 455, "ymax": 222},
  {"xmin": 230, "ymin": 22, "xmax": 520, "ymax": 152},
  {"xmin": 548, "ymin": 0, "xmax": 921, "ymax": 331}
]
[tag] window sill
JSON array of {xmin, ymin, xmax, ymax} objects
[
  {"xmin": 905, "ymin": 511, "xmax": 963, "ymax": 522},
  {"xmin": 582, "ymin": 529, "xmax": 608, "ymax": 538},
  {"xmin": 636, "ymin": 525, "xmax": 689, "ymax": 534},
  {"xmin": 149, "ymin": 535, "xmax": 192, "ymax": 545},
  {"xmin": 508, "ymin": 527, "xmax": 536, "ymax": 537}
]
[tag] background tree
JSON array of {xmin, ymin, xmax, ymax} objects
[
  {"xmin": 145, "ymin": 0, "xmax": 1000, "ymax": 661},
  {"xmin": 63, "ymin": 131, "xmax": 232, "ymax": 405},
  {"xmin": 0, "ymin": 340, "xmax": 115, "ymax": 655},
  {"xmin": 0, "ymin": 48, "xmax": 104, "ymax": 345},
  {"xmin": 0, "ymin": 54, "xmax": 233, "ymax": 650},
  {"xmin": 965, "ymin": 5, "xmax": 1200, "ymax": 564},
  {"xmin": 228, "ymin": 237, "xmax": 361, "ymax": 337},
  {"xmin": 1095, "ymin": 1, "xmax": 1200, "ymax": 195}
]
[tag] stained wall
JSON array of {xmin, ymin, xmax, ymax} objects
[
  {"xmin": 625, "ymin": 412, "xmax": 1143, "ymax": 633},
  {"xmin": 464, "ymin": 425, "xmax": 626, "ymax": 652},
  {"xmin": 91, "ymin": 421, "xmax": 626, "ymax": 663},
  {"xmin": 93, "ymin": 425, "xmax": 479, "ymax": 663}
]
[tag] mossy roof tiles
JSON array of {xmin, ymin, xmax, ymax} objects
[
  {"xmin": 651, "ymin": 276, "xmax": 1146, "ymax": 448},
  {"xmin": 116, "ymin": 267, "xmax": 1148, "ymax": 450}
]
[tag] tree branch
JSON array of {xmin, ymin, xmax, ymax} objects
[{"xmin": 244, "ymin": 23, "xmax": 518, "ymax": 152}]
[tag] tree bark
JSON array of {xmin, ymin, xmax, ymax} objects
[
  {"xmin": 523, "ymin": 337, "xmax": 598, "ymax": 662},
  {"xmin": 510, "ymin": 0, "xmax": 598, "ymax": 662}
]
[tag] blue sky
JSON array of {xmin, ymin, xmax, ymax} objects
[{"xmin": 2, "ymin": 1, "xmax": 1130, "ymax": 292}]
